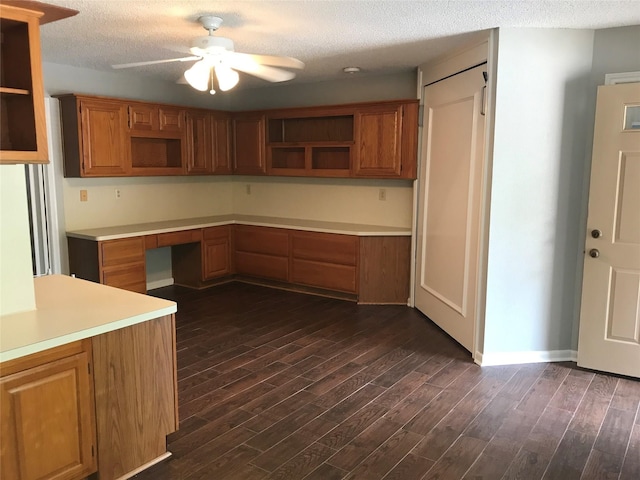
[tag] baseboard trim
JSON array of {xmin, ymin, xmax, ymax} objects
[
  {"xmin": 475, "ymin": 349, "xmax": 578, "ymax": 366},
  {"xmin": 147, "ymin": 277, "xmax": 174, "ymax": 290}
]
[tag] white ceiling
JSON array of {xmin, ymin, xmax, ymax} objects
[{"xmin": 39, "ymin": 0, "xmax": 640, "ymax": 90}]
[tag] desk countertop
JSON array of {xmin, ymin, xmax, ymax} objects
[
  {"xmin": 66, "ymin": 215, "xmax": 412, "ymax": 241},
  {"xmin": 0, "ymin": 275, "xmax": 176, "ymax": 363}
]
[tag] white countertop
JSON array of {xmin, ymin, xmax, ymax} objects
[
  {"xmin": 66, "ymin": 215, "xmax": 412, "ymax": 241},
  {"xmin": 0, "ymin": 275, "xmax": 176, "ymax": 363}
]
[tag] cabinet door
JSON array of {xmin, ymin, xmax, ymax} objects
[
  {"xmin": 80, "ymin": 99, "xmax": 129, "ymax": 176},
  {"xmin": 353, "ymin": 105, "xmax": 403, "ymax": 177},
  {"xmin": 202, "ymin": 226, "xmax": 231, "ymax": 280},
  {"xmin": 1, "ymin": 345, "xmax": 96, "ymax": 480},
  {"xmin": 129, "ymin": 104, "xmax": 157, "ymax": 131},
  {"xmin": 212, "ymin": 113, "xmax": 232, "ymax": 174},
  {"xmin": 159, "ymin": 107, "xmax": 184, "ymax": 132},
  {"xmin": 185, "ymin": 111, "xmax": 212, "ymax": 174},
  {"xmin": 233, "ymin": 113, "xmax": 266, "ymax": 175}
]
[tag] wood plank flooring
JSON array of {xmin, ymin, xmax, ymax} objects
[{"xmin": 134, "ymin": 283, "xmax": 640, "ymax": 480}]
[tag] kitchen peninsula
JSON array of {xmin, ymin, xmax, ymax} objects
[{"xmin": 0, "ymin": 275, "xmax": 178, "ymax": 480}]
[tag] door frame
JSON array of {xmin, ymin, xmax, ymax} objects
[{"xmin": 412, "ymin": 30, "xmax": 497, "ymax": 362}]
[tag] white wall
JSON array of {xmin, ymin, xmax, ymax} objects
[
  {"xmin": 0, "ymin": 166, "xmax": 36, "ymax": 315},
  {"xmin": 481, "ymin": 28, "xmax": 594, "ymax": 361},
  {"xmin": 232, "ymin": 176, "xmax": 413, "ymax": 227}
]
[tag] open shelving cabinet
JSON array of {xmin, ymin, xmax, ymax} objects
[{"xmin": 267, "ymin": 113, "xmax": 355, "ymax": 177}]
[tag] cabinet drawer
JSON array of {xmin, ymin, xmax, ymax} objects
[
  {"xmin": 101, "ymin": 264, "xmax": 146, "ymax": 293},
  {"xmin": 234, "ymin": 226, "xmax": 289, "ymax": 257},
  {"xmin": 235, "ymin": 252, "xmax": 288, "ymax": 281},
  {"xmin": 203, "ymin": 225, "xmax": 229, "ymax": 241},
  {"xmin": 291, "ymin": 231, "xmax": 358, "ymax": 265},
  {"xmin": 157, "ymin": 229, "xmax": 201, "ymax": 247},
  {"xmin": 100, "ymin": 238, "xmax": 145, "ymax": 267},
  {"xmin": 291, "ymin": 259, "xmax": 357, "ymax": 293}
]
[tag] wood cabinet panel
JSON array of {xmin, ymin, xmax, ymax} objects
[
  {"xmin": 0, "ymin": 5, "xmax": 48, "ymax": 164},
  {"xmin": 235, "ymin": 252, "xmax": 289, "ymax": 281},
  {"xmin": 234, "ymin": 225, "xmax": 289, "ymax": 256},
  {"xmin": 353, "ymin": 105, "xmax": 402, "ymax": 177},
  {"xmin": 203, "ymin": 237, "xmax": 231, "ymax": 279},
  {"xmin": 159, "ymin": 107, "xmax": 184, "ymax": 132},
  {"xmin": 185, "ymin": 110, "xmax": 212, "ymax": 174},
  {"xmin": 212, "ymin": 113, "xmax": 232, "ymax": 174},
  {"xmin": 156, "ymin": 229, "xmax": 201, "ymax": 247},
  {"xmin": 359, "ymin": 236, "xmax": 411, "ymax": 304},
  {"xmin": 101, "ymin": 263, "xmax": 146, "ymax": 293},
  {"xmin": 100, "ymin": 237, "xmax": 145, "ymax": 267},
  {"xmin": 92, "ymin": 315, "xmax": 177, "ymax": 480},
  {"xmin": 78, "ymin": 98, "xmax": 130, "ymax": 176},
  {"xmin": 291, "ymin": 231, "xmax": 358, "ymax": 265},
  {"xmin": 129, "ymin": 104, "xmax": 157, "ymax": 131},
  {"xmin": 291, "ymin": 259, "xmax": 357, "ymax": 293},
  {"xmin": 0, "ymin": 339, "xmax": 96, "ymax": 480},
  {"xmin": 233, "ymin": 113, "xmax": 266, "ymax": 175}
]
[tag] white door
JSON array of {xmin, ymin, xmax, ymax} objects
[
  {"xmin": 578, "ymin": 82, "xmax": 640, "ymax": 378},
  {"xmin": 415, "ymin": 65, "xmax": 486, "ymax": 352}
]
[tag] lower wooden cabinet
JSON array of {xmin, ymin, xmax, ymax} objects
[
  {"xmin": 291, "ymin": 231, "xmax": 358, "ymax": 293},
  {"xmin": 0, "ymin": 340, "xmax": 97, "ymax": 480},
  {"xmin": 234, "ymin": 225, "xmax": 290, "ymax": 281},
  {"xmin": 203, "ymin": 226, "xmax": 232, "ymax": 279},
  {"xmin": 92, "ymin": 315, "xmax": 178, "ymax": 480}
]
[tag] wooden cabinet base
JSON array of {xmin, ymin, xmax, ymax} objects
[{"xmin": 91, "ymin": 315, "xmax": 178, "ymax": 480}]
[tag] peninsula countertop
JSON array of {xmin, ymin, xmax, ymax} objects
[
  {"xmin": 65, "ymin": 215, "xmax": 412, "ymax": 241},
  {"xmin": 0, "ymin": 275, "xmax": 176, "ymax": 362}
]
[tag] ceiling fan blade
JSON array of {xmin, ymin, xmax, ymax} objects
[
  {"xmin": 226, "ymin": 61, "xmax": 296, "ymax": 83},
  {"xmin": 111, "ymin": 56, "xmax": 200, "ymax": 69},
  {"xmin": 227, "ymin": 52, "xmax": 304, "ymax": 70}
]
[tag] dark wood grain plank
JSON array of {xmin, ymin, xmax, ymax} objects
[{"xmin": 421, "ymin": 435, "xmax": 487, "ymax": 480}]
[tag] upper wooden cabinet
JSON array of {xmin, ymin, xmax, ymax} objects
[
  {"xmin": 0, "ymin": 5, "xmax": 47, "ymax": 164},
  {"xmin": 355, "ymin": 101, "xmax": 418, "ymax": 179},
  {"xmin": 129, "ymin": 104, "xmax": 184, "ymax": 134},
  {"xmin": 233, "ymin": 112, "xmax": 266, "ymax": 175},
  {"xmin": 185, "ymin": 110, "xmax": 232, "ymax": 175},
  {"xmin": 57, "ymin": 95, "xmax": 417, "ymax": 179},
  {"xmin": 59, "ymin": 95, "xmax": 130, "ymax": 177}
]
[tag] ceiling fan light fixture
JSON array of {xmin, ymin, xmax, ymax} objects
[
  {"xmin": 343, "ymin": 66, "xmax": 361, "ymax": 74},
  {"xmin": 215, "ymin": 65, "xmax": 239, "ymax": 91},
  {"xmin": 184, "ymin": 60, "xmax": 210, "ymax": 91}
]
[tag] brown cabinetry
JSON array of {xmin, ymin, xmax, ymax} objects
[
  {"xmin": 203, "ymin": 226, "xmax": 233, "ymax": 279},
  {"xmin": 59, "ymin": 95, "xmax": 130, "ymax": 176},
  {"xmin": 92, "ymin": 315, "xmax": 177, "ymax": 480},
  {"xmin": 129, "ymin": 104, "xmax": 183, "ymax": 133},
  {"xmin": 0, "ymin": 4, "xmax": 48, "ymax": 163},
  {"xmin": 185, "ymin": 110, "xmax": 232, "ymax": 175},
  {"xmin": 291, "ymin": 231, "xmax": 358, "ymax": 293},
  {"xmin": 353, "ymin": 102, "xmax": 418, "ymax": 178},
  {"xmin": 68, "ymin": 236, "xmax": 147, "ymax": 293},
  {"xmin": 233, "ymin": 113, "xmax": 266, "ymax": 175},
  {"xmin": 234, "ymin": 225, "xmax": 289, "ymax": 280},
  {"xmin": 0, "ymin": 340, "xmax": 97, "ymax": 480}
]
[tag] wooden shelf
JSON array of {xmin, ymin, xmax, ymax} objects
[{"xmin": 0, "ymin": 87, "xmax": 31, "ymax": 95}]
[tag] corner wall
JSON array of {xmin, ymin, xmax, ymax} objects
[{"xmin": 481, "ymin": 28, "xmax": 594, "ymax": 363}]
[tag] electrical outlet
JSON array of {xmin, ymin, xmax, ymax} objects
[
  {"xmin": 379, "ymin": 189, "xmax": 387, "ymax": 201},
  {"xmin": 246, "ymin": 184, "xmax": 251, "ymax": 195},
  {"xmin": 115, "ymin": 189, "xmax": 121, "ymax": 199},
  {"xmin": 80, "ymin": 190, "xmax": 88, "ymax": 202}
]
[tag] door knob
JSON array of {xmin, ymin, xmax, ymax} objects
[
  {"xmin": 589, "ymin": 249, "xmax": 600, "ymax": 258},
  {"xmin": 591, "ymin": 229, "xmax": 602, "ymax": 238}
]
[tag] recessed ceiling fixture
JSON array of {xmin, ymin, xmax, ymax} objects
[
  {"xmin": 111, "ymin": 15, "xmax": 304, "ymax": 94},
  {"xmin": 343, "ymin": 66, "xmax": 361, "ymax": 74}
]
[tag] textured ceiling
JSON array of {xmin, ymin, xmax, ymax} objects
[{"xmin": 38, "ymin": 0, "xmax": 640, "ymax": 90}]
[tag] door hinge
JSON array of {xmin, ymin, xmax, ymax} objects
[
  {"xmin": 127, "ymin": 106, "xmax": 131, "ymax": 128},
  {"xmin": 418, "ymin": 105, "xmax": 424, "ymax": 127},
  {"xmin": 91, "ymin": 445, "xmax": 95, "ymax": 457},
  {"xmin": 87, "ymin": 363, "xmax": 91, "ymax": 375}
]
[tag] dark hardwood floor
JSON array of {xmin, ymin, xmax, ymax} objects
[{"xmin": 135, "ymin": 282, "xmax": 640, "ymax": 480}]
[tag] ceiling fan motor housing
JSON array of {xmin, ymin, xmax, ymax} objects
[{"xmin": 191, "ymin": 36, "xmax": 235, "ymax": 54}]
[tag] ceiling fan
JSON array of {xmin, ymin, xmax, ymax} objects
[{"xmin": 112, "ymin": 15, "xmax": 304, "ymax": 94}]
